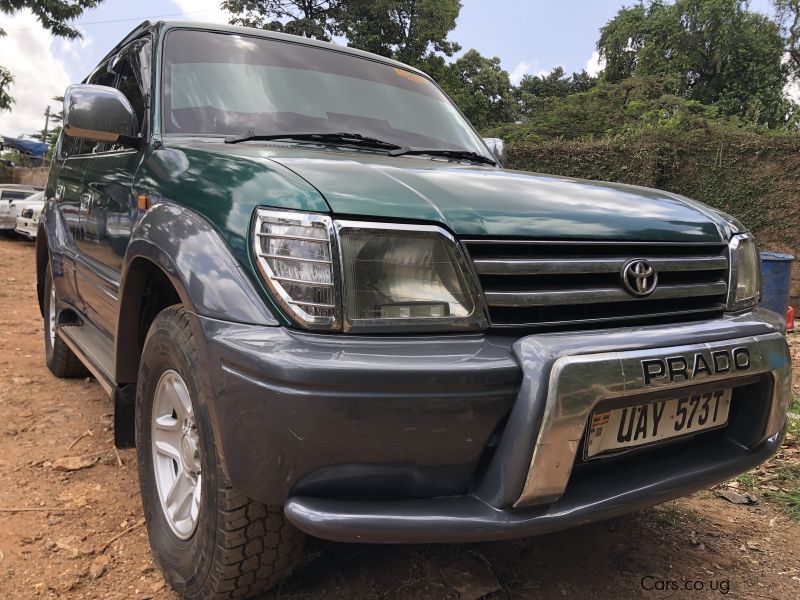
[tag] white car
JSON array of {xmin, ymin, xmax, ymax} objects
[
  {"xmin": 12, "ymin": 190, "xmax": 45, "ymax": 239},
  {"xmin": 0, "ymin": 184, "xmax": 40, "ymax": 231}
]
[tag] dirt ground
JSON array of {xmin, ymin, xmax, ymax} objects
[{"xmin": 0, "ymin": 234, "xmax": 798, "ymax": 600}]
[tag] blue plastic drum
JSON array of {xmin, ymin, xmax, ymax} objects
[{"xmin": 759, "ymin": 252, "xmax": 795, "ymax": 318}]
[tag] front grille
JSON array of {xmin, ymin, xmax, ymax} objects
[
  {"xmin": 463, "ymin": 240, "xmax": 729, "ymax": 329},
  {"xmin": 21, "ymin": 208, "xmax": 33, "ymax": 219}
]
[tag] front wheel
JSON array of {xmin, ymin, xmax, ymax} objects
[
  {"xmin": 43, "ymin": 262, "xmax": 87, "ymax": 378},
  {"xmin": 136, "ymin": 306, "xmax": 304, "ymax": 599}
]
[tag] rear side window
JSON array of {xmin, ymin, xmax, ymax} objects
[
  {"xmin": 2, "ymin": 191, "xmax": 31, "ymax": 200},
  {"xmin": 59, "ymin": 37, "xmax": 150, "ymax": 158},
  {"xmin": 115, "ymin": 59, "xmax": 145, "ymax": 135}
]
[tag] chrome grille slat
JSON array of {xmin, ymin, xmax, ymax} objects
[
  {"xmin": 491, "ymin": 305, "xmax": 727, "ymax": 329},
  {"xmin": 473, "ymin": 256, "xmax": 728, "ymax": 275},
  {"xmin": 463, "ymin": 240, "xmax": 729, "ymax": 329},
  {"xmin": 485, "ymin": 281, "xmax": 727, "ymax": 307}
]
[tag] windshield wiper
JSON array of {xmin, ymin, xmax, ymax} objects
[
  {"xmin": 388, "ymin": 146, "xmax": 497, "ymax": 166},
  {"xmin": 224, "ymin": 131, "xmax": 402, "ymax": 150}
]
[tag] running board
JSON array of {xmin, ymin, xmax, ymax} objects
[{"xmin": 58, "ymin": 323, "xmax": 115, "ymax": 396}]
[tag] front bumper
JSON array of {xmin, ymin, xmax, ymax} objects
[
  {"xmin": 15, "ymin": 217, "xmax": 37, "ymax": 238},
  {"xmin": 196, "ymin": 308, "xmax": 791, "ymax": 543},
  {"xmin": 0, "ymin": 213, "xmax": 16, "ymax": 229}
]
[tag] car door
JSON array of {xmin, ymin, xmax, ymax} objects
[
  {"xmin": 76, "ymin": 38, "xmax": 151, "ymax": 337},
  {"xmin": 44, "ymin": 132, "xmax": 94, "ymax": 311}
]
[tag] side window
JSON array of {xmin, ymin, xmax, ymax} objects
[
  {"xmin": 115, "ymin": 59, "xmax": 145, "ymax": 135},
  {"xmin": 112, "ymin": 38, "xmax": 151, "ymax": 139},
  {"xmin": 88, "ymin": 64, "xmax": 116, "ymax": 87}
]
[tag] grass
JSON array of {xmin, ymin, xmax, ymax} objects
[
  {"xmin": 763, "ymin": 456, "xmax": 800, "ymax": 522},
  {"xmin": 764, "ymin": 489, "xmax": 800, "ymax": 521},
  {"xmin": 736, "ymin": 472, "xmax": 758, "ymax": 487},
  {"xmin": 790, "ymin": 391, "xmax": 800, "ymax": 413}
]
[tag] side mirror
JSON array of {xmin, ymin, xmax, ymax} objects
[
  {"xmin": 483, "ymin": 137, "xmax": 506, "ymax": 167},
  {"xmin": 63, "ymin": 84, "xmax": 137, "ymax": 145}
]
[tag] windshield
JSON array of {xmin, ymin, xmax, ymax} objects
[{"xmin": 162, "ymin": 29, "xmax": 489, "ymax": 156}]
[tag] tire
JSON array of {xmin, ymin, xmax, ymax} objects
[
  {"xmin": 136, "ymin": 305, "xmax": 304, "ymax": 599},
  {"xmin": 43, "ymin": 263, "xmax": 88, "ymax": 378}
]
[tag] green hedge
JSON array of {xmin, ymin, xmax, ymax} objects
[{"xmin": 506, "ymin": 129, "xmax": 800, "ymax": 251}]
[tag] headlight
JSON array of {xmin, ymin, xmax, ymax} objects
[
  {"xmin": 252, "ymin": 209, "xmax": 486, "ymax": 332},
  {"xmin": 253, "ymin": 209, "xmax": 339, "ymax": 330},
  {"xmin": 336, "ymin": 221, "xmax": 485, "ymax": 332},
  {"xmin": 727, "ymin": 233, "xmax": 760, "ymax": 311}
]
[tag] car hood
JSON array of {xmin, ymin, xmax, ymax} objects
[{"xmin": 166, "ymin": 141, "xmax": 738, "ymax": 242}]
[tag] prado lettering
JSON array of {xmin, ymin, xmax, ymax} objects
[{"xmin": 641, "ymin": 348, "xmax": 751, "ymax": 385}]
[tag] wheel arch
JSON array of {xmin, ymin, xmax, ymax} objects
[
  {"xmin": 115, "ymin": 255, "xmax": 184, "ymax": 384},
  {"xmin": 115, "ymin": 200, "xmax": 279, "ymax": 384}
]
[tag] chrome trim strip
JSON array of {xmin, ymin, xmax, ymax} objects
[
  {"xmin": 473, "ymin": 256, "xmax": 728, "ymax": 275},
  {"xmin": 463, "ymin": 239, "xmax": 727, "ymax": 246},
  {"xmin": 488, "ymin": 305, "xmax": 724, "ymax": 329},
  {"xmin": 288, "ymin": 300, "xmax": 336, "ymax": 308},
  {"xmin": 255, "ymin": 232, "xmax": 328, "ymax": 242},
  {"xmin": 485, "ymin": 281, "xmax": 727, "ymax": 307},
  {"xmin": 514, "ymin": 332, "xmax": 791, "ymax": 507},
  {"xmin": 272, "ymin": 276, "xmax": 334, "ymax": 287},
  {"xmin": 258, "ymin": 253, "xmax": 332, "ymax": 264}
]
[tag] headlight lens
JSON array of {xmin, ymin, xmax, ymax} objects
[
  {"xmin": 252, "ymin": 209, "xmax": 486, "ymax": 332},
  {"xmin": 727, "ymin": 233, "xmax": 760, "ymax": 311},
  {"xmin": 337, "ymin": 221, "xmax": 485, "ymax": 332}
]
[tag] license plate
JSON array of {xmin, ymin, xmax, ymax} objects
[{"xmin": 585, "ymin": 388, "xmax": 732, "ymax": 459}]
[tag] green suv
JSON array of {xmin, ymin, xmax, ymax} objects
[{"xmin": 38, "ymin": 20, "xmax": 792, "ymax": 599}]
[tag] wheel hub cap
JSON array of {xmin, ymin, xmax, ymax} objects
[
  {"xmin": 180, "ymin": 430, "xmax": 200, "ymax": 474},
  {"xmin": 151, "ymin": 370, "xmax": 202, "ymax": 540}
]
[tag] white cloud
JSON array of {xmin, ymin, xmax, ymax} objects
[
  {"xmin": 0, "ymin": 10, "xmax": 73, "ymax": 138},
  {"xmin": 586, "ymin": 50, "xmax": 606, "ymax": 77},
  {"xmin": 509, "ymin": 61, "xmax": 532, "ymax": 85},
  {"xmin": 171, "ymin": 0, "xmax": 230, "ymax": 24}
]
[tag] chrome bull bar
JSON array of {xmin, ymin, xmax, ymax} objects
[{"xmin": 514, "ymin": 332, "xmax": 792, "ymax": 507}]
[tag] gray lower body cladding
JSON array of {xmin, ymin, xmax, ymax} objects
[{"xmin": 196, "ymin": 308, "xmax": 791, "ymax": 543}]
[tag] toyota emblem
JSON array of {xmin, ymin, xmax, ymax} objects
[{"xmin": 621, "ymin": 259, "xmax": 658, "ymax": 297}]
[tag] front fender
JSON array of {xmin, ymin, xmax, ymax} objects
[{"xmin": 121, "ymin": 201, "xmax": 278, "ymax": 326}]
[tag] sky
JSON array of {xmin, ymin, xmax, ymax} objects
[{"xmin": 0, "ymin": 0, "xmax": 781, "ymax": 137}]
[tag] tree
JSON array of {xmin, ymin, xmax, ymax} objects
[
  {"xmin": 774, "ymin": 0, "xmax": 800, "ymax": 79},
  {"xmin": 337, "ymin": 0, "xmax": 461, "ymax": 70},
  {"xmin": 222, "ymin": 0, "xmax": 341, "ymax": 40},
  {"xmin": 515, "ymin": 67, "xmax": 598, "ymax": 120},
  {"xmin": 0, "ymin": 0, "xmax": 100, "ymax": 38},
  {"xmin": 488, "ymin": 76, "xmax": 723, "ymax": 142},
  {"xmin": 0, "ymin": 67, "xmax": 12, "ymax": 113},
  {"xmin": 0, "ymin": 1, "xmax": 102, "ymax": 112},
  {"xmin": 598, "ymin": 0, "xmax": 789, "ymax": 126},
  {"xmin": 439, "ymin": 49, "xmax": 516, "ymax": 130}
]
